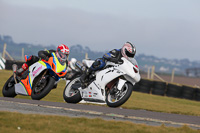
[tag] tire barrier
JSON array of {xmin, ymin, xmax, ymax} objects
[
  {"xmin": 194, "ymin": 88, "xmax": 200, "ymax": 101},
  {"xmin": 132, "ymin": 83, "xmax": 140, "ymax": 92},
  {"xmin": 137, "ymin": 79, "xmax": 154, "ymax": 94},
  {"xmin": 166, "ymin": 83, "xmax": 182, "ymax": 98},
  {"xmin": 152, "ymin": 81, "xmax": 167, "ymax": 96},
  {"xmin": 181, "ymin": 85, "xmax": 195, "ymax": 100},
  {"xmin": 5, "ymin": 60, "xmax": 24, "ymax": 70},
  {"xmin": 132, "ymin": 78, "xmax": 200, "ymax": 102}
]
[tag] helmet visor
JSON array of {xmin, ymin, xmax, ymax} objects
[
  {"xmin": 58, "ymin": 50, "xmax": 68, "ymax": 61},
  {"xmin": 125, "ymin": 49, "xmax": 135, "ymax": 58}
]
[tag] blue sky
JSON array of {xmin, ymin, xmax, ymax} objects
[{"xmin": 0, "ymin": 0, "xmax": 200, "ymax": 61}]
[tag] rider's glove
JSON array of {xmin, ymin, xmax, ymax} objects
[
  {"xmin": 118, "ymin": 59, "xmax": 123, "ymax": 64},
  {"xmin": 110, "ymin": 58, "xmax": 123, "ymax": 64},
  {"xmin": 110, "ymin": 58, "xmax": 119, "ymax": 64},
  {"xmin": 44, "ymin": 57, "xmax": 49, "ymax": 61}
]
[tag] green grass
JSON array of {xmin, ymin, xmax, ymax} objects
[
  {"xmin": 123, "ymin": 92, "xmax": 200, "ymax": 116},
  {"xmin": 1, "ymin": 70, "xmax": 200, "ymax": 116},
  {"xmin": 1, "ymin": 70, "xmax": 200, "ymax": 132},
  {"xmin": 0, "ymin": 111, "xmax": 199, "ymax": 133}
]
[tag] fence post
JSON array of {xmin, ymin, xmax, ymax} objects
[
  {"xmin": 85, "ymin": 53, "xmax": 88, "ymax": 59},
  {"xmin": 22, "ymin": 48, "xmax": 24, "ymax": 61},
  {"xmin": 147, "ymin": 67, "xmax": 150, "ymax": 79},
  {"xmin": 151, "ymin": 66, "xmax": 155, "ymax": 80},
  {"xmin": 2, "ymin": 43, "xmax": 14, "ymax": 60},
  {"xmin": 2, "ymin": 43, "xmax": 6, "ymax": 58},
  {"xmin": 171, "ymin": 69, "xmax": 175, "ymax": 83},
  {"xmin": 150, "ymin": 66, "xmax": 165, "ymax": 82}
]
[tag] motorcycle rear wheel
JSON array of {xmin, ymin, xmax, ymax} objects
[
  {"xmin": 2, "ymin": 75, "xmax": 17, "ymax": 97},
  {"xmin": 106, "ymin": 82, "xmax": 133, "ymax": 107},
  {"xmin": 63, "ymin": 77, "xmax": 82, "ymax": 103}
]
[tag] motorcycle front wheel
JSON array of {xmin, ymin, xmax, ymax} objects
[
  {"xmin": 63, "ymin": 77, "xmax": 82, "ymax": 103},
  {"xmin": 31, "ymin": 76, "xmax": 55, "ymax": 100},
  {"xmin": 106, "ymin": 82, "xmax": 133, "ymax": 107}
]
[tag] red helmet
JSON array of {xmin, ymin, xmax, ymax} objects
[
  {"xmin": 121, "ymin": 42, "xmax": 136, "ymax": 59},
  {"xmin": 56, "ymin": 44, "xmax": 70, "ymax": 62}
]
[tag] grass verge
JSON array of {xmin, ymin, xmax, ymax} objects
[{"xmin": 0, "ymin": 111, "xmax": 199, "ymax": 133}]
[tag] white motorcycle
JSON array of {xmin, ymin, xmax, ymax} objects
[{"xmin": 63, "ymin": 57, "xmax": 141, "ymax": 107}]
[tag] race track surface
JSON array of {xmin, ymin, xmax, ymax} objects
[{"xmin": 0, "ymin": 97, "xmax": 200, "ymax": 129}]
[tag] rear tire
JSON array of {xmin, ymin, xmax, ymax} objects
[
  {"xmin": 63, "ymin": 77, "xmax": 82, "ymax": 103},
  {"xmin": 106, "ymin": 82, "xmax": 133, "ymax": 107},
  {"xmin": 2, "ymin": 75, "xmax": 17, "ymax": 97},
  {"xmin": 31, "ymin": 76, "xmax": 55, "ymax": 100}
]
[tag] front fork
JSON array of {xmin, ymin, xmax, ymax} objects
[
  {"xmin": 12, "ymin": 64, "xmax": 18, "ymax": 84},
  {"xmin": 107, "ymin": 78, "xmax": 126, "ymax": 95},
  {"xmin": 37, "ymin": 70, "xmax": 48, "ymax": 85}
]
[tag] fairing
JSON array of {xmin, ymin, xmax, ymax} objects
[{"xmin": 15, "ymin": 53, "xmax": 67, "ymax": 95}]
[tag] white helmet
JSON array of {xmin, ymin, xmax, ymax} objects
[
  {"xmin": 69, "ymin": 58, "xmax": 77, "ymax": 70},
  {"xmin": 121, "ymin": 42, "xmax": 136, "ymax": 60}
]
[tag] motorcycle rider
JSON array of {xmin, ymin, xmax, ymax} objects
[
  {"xmin": 80, "ymin": 42, "xmax": 136, "ymax": 87},
  {"xmin": 65, "ymin": 58, "xmax": 82, "ymax": 80},
  {"xmin": 15, "ymin": 44, "xmax": 70, "ymax": 76},
  {"xmin": 69, "ymin": 58, "xmax": 78, "ymax": 71}
]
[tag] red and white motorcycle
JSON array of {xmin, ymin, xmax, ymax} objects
[{"xmin": 63, "ymin": 57, "xmax": 140, "ymax": 107}]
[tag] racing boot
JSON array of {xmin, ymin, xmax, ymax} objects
[
  {"xmin": 15, "ymin": 63, "xmax": 28, "ymax": 77},
  {"xmin": 80, "ymin": 67, "xmax": 92, "ymax": 89}
]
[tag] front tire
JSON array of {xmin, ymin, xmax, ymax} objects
[
  {"xmin": 2, "ymin": 75, "xmax": 17, "ymax": 98},
  {"xmin": 106, "ymin": 82, "xmax": 133, "ymax": 107},
  {"xmin": 63, "ymin": 77, "xmax": 82, "ymax": 103},
  {"xmin": 31, "ymin": 76, "xmax": 55, "ymax": 100}
]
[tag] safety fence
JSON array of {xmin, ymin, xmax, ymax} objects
[{"xmin": 133, "ymin": 78, "xmax": 200, "ymax": 101}]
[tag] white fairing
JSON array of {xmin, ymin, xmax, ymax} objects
[
  {"xmin": 78, "ymin": 57, "xmax": 141, "ymax": 102},
  {"xmin": 29, "ymin": 62, "xmax": 47, "ymax": 80},
  {"xmin": 79, "ymin": 82, "xmax": 105, "ymax": 102},
  {"xmin": 15, "ymin": 83, "xmax": 28, "ymax": 95},
  {"xmin": 15, "ymin": 62, "xmax": 47, "ymax": 95},
  {"xmin": 95, "ymin": 66, "xmax": 124, "ymax": 89}
]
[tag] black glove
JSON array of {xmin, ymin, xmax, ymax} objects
[
  {"xmin": 44, "ymin": 56, "xmax": 49, "ymax": 61},
  {"xmin": 118, "ymin": 58, "xmax": 123, "ymax": 64},
  {"xmin": 109, "ymin": 58, "xmax": 119, "ymax": 64},
  {"xmin": 110, "ymin": 58, "xmax": 123, "ymax": 64}
]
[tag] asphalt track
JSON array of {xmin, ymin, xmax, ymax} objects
[{"xmin": 0, "ymin": 97, "xmax": 200, "ymax": 129}]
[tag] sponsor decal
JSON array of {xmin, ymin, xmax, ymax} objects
[
  {"xmin": 93, "ymin": 93, "xmax": 98, "ymax": 97},
  {"xmin": 33, "ymin": 66, "xmax": 42, "ymax": 76}
]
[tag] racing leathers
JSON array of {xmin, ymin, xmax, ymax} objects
[
  {"xmin": 16, "ymin": 50, "xmax": 68, "ymax": 76},
  {"xmin": 80, "ymin": 49, "xmax": 123, "ymax": 87}
]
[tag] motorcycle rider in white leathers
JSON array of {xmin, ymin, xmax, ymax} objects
[{"xmin": 80, "ymin": 42, "xmax": 137, "ymax": 88}]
